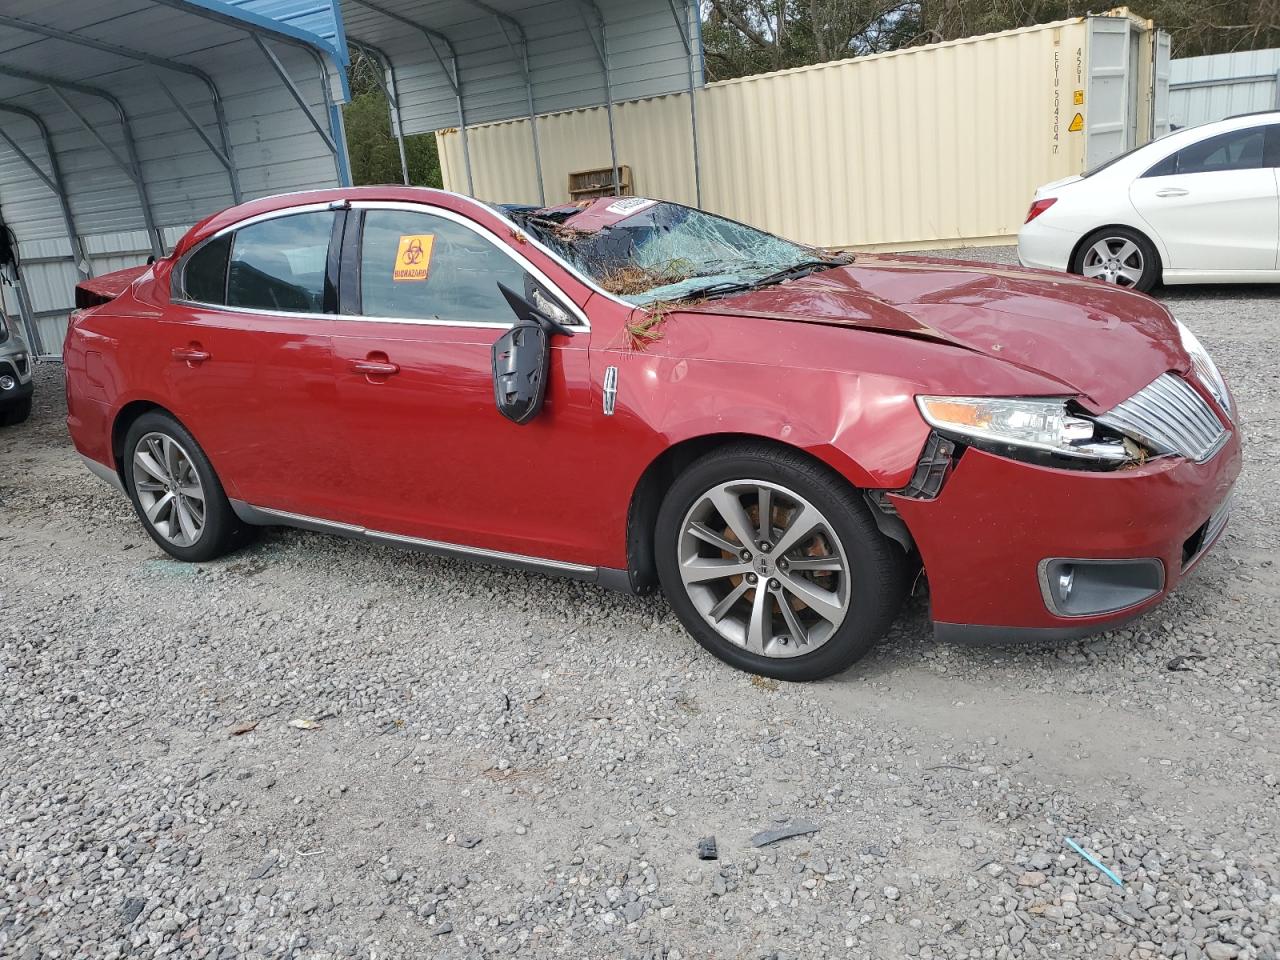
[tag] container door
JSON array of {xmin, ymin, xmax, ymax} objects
[
  {"xmin": 1152, "ymin": 30, "xmax": 1172, "ymax": 139},
  {"xmin": 1086, "ymin": 16, "xmax": 1133, "ymax": 170}
]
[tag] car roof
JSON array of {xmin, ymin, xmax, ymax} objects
[{"xmin": 172, "ymin": 185, "xmax": 493, "ymax": 259}]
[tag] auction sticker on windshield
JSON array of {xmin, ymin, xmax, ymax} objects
[
  {"xmin": 606, "ymin": 197, "xmax": 658, "ymax": 216},
  {"xmin": 393, "ymin": 234, "xmax": 434, "ymax": 282}
]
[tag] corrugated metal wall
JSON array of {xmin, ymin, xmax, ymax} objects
[
  {"xmin": 440, "ymin": 19, "xmax": 1097, "ymax": 249},
  {"xmin": 0, "ymin": 23, "xmax": 341, "ymax": 356},
  {"xmin": 340, "ymin": 0, "xmax": 702, "ymax": 134},
  {"xmin": 1170, "ymin": 48, "xmax": 1280, "ymax": 128}
]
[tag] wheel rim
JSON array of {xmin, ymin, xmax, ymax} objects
[
  {"xmin": 131, "ymin": 432, "xmax": 206, "ymax": 547},
  {"xmin": 1082, "ymin": 237, "xmax": 1145, "ymax": 286},
  {"xmin": 677, "ymin": 480, "xmax": 851, "ymax": 659}
]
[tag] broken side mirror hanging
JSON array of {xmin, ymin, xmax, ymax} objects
[{"xmin": 492, "ymin": 282, "xmax": 575, "ymax": 425}]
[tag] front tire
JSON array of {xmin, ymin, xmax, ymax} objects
[
  {"xmin": 655, "ymin": 443, "xmax": 907, "ymax": 681},
  {"xmin": 123, "ymin": 411, "xmax": 248, "ymax": 562},
  {"xmin": 1072, "ymin": 227, "xmax": 1161, "ymax": 292}
]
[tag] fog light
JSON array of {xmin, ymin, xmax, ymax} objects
[
  {"xmin": 0, "ymin": 375, "xmax": 14, "ymax": 391},
  {"xmin": 1039, "ymin": 558, "xmax": 1164, "ymax": 617},
  {"xmin": 1057, "ymin": 566, "xmax": 1075, "ymax": 600}
]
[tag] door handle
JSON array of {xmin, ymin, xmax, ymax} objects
[
  {"xmin": 1155, "ymin": 188, "xmax": 1189, "ymax": 198},
  {"xmin": 172, "ymin": 345, "xmax": 210, "ymax": 364},
  {"xmin": 350, "ymin": 358, "xmax": 400, "ymax": 377}
]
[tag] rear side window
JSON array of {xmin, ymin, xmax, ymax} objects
[
  {"xmin": 1144, "ymin": 126, "xmax": 1268, "ymax": 177},
  {"xmin": 358, "ymin": 209, "xmax": 527, "ymax": 323},
  {"xmin": 226, "ymin": 211, "xmax": 335, "ymax": 313},
  {"xmin": 181, "ymin": 233, "xmax": 231, "ymax": 304}
]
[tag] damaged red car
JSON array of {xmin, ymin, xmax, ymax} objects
[{"xmin": 65, "ymin": 188, "xmax": 1240, "ymax": 680}]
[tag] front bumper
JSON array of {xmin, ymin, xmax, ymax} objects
[
  {"xmin": 891, "ymin": 434, "xmax": 1242, "ymax": 642},
  {"xmin": 0, "ymin": 351, "xmax": 34, "ymax": 405}
]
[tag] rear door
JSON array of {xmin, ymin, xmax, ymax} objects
[
  {"xmin": 163, "ymin": 206, "xmax": 350, "ymax": 519},
  {"xmin": 1130, "ymin": 123, "xmax": 1279, "ymax": 271},
  {"xmin": 328, "ymin": 202, "xmax": 600, "ymax": 566}
]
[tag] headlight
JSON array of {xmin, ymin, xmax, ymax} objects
[
  {"xmin": 916, "ymin": 396, "xmax": 1132, "ymax": 464},
  {"xmin": 1176, "ymin": 320, "xmax": 1231, "ymax": 419}
]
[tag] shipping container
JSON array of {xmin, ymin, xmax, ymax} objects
[{"xmin": 438, "ymin": 10, "xmax": 1170, "ymax": 250}]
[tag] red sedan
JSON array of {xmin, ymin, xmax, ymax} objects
[{"xmin": 65, "ymin": 188, "xmax": 1240, "ymax": 680}]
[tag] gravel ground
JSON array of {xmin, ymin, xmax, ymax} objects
[{"xmin": 2, "ymin": 249, "xmax": 1277, "ymax": 960}]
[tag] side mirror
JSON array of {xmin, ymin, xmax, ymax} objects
[
  {"xmin": 492, "ymin": 321, "xmax": 550, "ymax": 425},
  {"xmin": 491, "ymin": 283, "xmax": 574, "ymax": 425}
]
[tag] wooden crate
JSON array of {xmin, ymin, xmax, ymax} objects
[{"xmin": 568, "ymin": 165, "xmax": 632, "ymax": 200}]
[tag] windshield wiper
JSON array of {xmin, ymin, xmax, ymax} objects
[{"xmin": 747, "ymin": 257, "xmax": 851, "ymax": 290}]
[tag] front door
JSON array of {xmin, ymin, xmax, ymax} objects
[
  {"xmin": 330, "ymin": 204, "xmax": 601, "ymax": 566},
  {"xmin": 1130, "ymin": 123, "xmax": 1280, "ymax": 272}
]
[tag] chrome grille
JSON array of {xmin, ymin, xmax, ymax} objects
[{"xmin": 1096, "ymin": 373, "xmax": 1228, "ymax": 463}]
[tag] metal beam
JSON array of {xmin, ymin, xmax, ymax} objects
[
  {"xmin": 253, "ymin": 35, "xmax": 339, "ymax": 155},
  {"xmin": 0, "ymin": 105, "xmax": 91, "ymax": 279},
  {"xmin": 0, "ymin": 12, "xmax": 240, "ymax": 202},
  {"xmin": 575, "ymin": 1, "xmax": 620, "ymax": 195},
  {"xmin": 147, "ymin": 0, "xmax": 349, "ymax": 188},
  {"xmin": 346, "ymin": 0, "xmax": 474, "ymax": 195},
  {"xmin": 666, "ymin": 0, "xmax": 702, "ymax": 208},
  {"xmin": 0, "ymin": 65, "xmax": 162, "ymax": 257},
  {"xmin": 461, "ymin": 1, "xmax": 545, "ymax": 205},
  {"xmin": 348, "ymin": 37, "xmax": 409, "ymax": 185}
]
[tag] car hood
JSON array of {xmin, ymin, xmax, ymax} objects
[{"xmin": 685, "ymin": 255, "xmax": 1186, "ymax": 412}]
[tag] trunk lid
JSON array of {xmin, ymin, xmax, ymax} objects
[{"xmin": 74, "ymin": 264, "xmax": 150, "ymax": 309}]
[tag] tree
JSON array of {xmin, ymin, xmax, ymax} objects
[
  {"xmin": 343, "ymin": 47, "xmax": 443, "ymax": 188},
  {"xmin": 700, "ymin": 0, "xmax": 1280, "ymax": 81}
]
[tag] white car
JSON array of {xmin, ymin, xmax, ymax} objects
[{"xmin": 1018, "ymin": 111, "xmax": 1280, "ymax": 291}]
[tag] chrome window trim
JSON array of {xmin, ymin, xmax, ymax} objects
[
  {"xmin": 171, "ymin": 195, "xmax": 595, "ymax": 332},
  {"xmin": 172, "ymin": 202, "xmax": 336, "ymax": 317},
  {"xmin": 348, "ymin": 200, "xmax": 590, "ymax": 331}
]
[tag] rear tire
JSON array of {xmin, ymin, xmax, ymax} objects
[
  {"xmin": 123, "ymin": 411, "xmax": 250, "ymax": 562},
  {"xmin": 0, "ymin": 397, "xmax": 32, "ymax": 426},
  {"xmin": 655, "ymin": 442, "xmax": 907, "ymax": 681},
  {"xmin": 1071, "ymin": 227, "xmax": 1161, "ymax": 292}
]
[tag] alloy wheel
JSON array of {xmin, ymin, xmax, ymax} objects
[
  {"xmin": 676, "ymin": 479, "xmax": 851, "ymax": 659},
  {"xmin": 131, "ymin": 432, "xmax": 207, "ymax": 547},
  {"xmin": 1081, "ymin": 236, "xmax": 1145, "ymax": 287}
]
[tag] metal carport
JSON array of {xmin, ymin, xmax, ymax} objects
[
  {"xmin": 0, "ymin": 1, "xmax": 351, "ymax": 358},
  {"xmin": 338, "ymin": 0, "xmax": 705, "ymax": 207}
]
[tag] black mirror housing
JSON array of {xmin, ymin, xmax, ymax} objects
[
  {"xmin": 491, "ymin": 282, "xmax": 575, "ymax": 425},
  {"xmin": 492, "ymin": 319, "xmax": 550, "ymax": 425}
]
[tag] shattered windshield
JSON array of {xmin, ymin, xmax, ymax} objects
[{"xmin": 511, "ymin": 201, "xmax": 847, "ymax": 305}]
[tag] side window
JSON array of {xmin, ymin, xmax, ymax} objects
[
  {"xmin": 181, "ymin": 233, "xmax": 231, "ymax": 304},
  {"xmin": 359, "ymin": 209, "xmax": 528, "ymax": 323},
  {"xmin": 1146, "ymin": 126, "xmax": 1268, "ymax": 177},
  {"xmin": 1266, "ymin": 124, "xmax": 1280, "ymax": 167},
  {"xmin": 226, "ymin": 211, "xmax": 335, "ymax": 313}
]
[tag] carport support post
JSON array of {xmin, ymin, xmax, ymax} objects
[
  {"xmin": 349, "ymin": 39, "xmax": 409, "ymax": 185},
  {"xmin": 577, "ymin": 1, "xmax": 620, "ymax": 195},
  {"xmin": 667, "ymin": 0, "xmax": 702, "ymax": 208},
  {"xmin": 345, "ymin": 1, "xmax": 473, "ymax": 195},
  {"xmin": 460, "ymin": 0, "xmax": 545, "ymax": 205},
  {"xmin": 41, "ymin": 83, "xmax": 163, "ymax": 259},
  {"xmin": 0, "ymin": 109, "xmax": 91, "ymax": 279}
]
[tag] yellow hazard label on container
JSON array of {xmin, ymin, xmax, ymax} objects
[
  {"xmin": 393, "ymin": 234, "xmax": 434, "ymax": 282},
  {"xmin": 1068, "ymin": 112, "xmax": 1084, "ymax": 132},
  {"xmin": 1073, "ymin": 90, "xmax": 1084, "ymax": 105}
]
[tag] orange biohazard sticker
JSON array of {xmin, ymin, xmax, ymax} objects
[{"xmin": 393, "ymin": 234, "xmax": 434, "ymax": 282}]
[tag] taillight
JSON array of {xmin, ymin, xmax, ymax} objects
[{"xmin": 1025, "ymin": 198, "xmax": 1057, "ymax": 223}]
